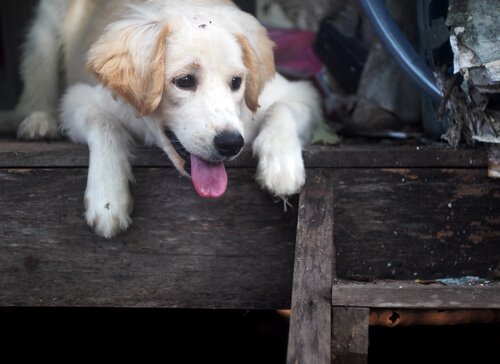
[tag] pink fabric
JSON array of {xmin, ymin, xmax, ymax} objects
[{"xmin": 268, "ymin": 29, "xmax": 323, "ymax": 78}]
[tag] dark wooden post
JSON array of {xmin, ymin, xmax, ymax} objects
[
  {"xmin": 331, "ymin": 307, "xmax": 369, "ymax": 364},
  {"xmin": 287, "ymin": 171, "xmax": 334, "ymax": 364}
]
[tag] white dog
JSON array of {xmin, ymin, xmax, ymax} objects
[{"xmin": 1, "ymin": 0, "xmax": 320, "ymax": 238}]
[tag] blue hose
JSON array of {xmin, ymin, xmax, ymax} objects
[{"xmin": 360, "ymin": 0, "xmax": 443, "ymax": 101}]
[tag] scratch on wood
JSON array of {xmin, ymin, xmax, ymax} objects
[
  {"xmin": 436, "ymin": 229, "xmax": 454, "ymax": 241},
  {"xmin": 381, "ymin": 168, "xmax": 419, "ymax": 180},
  {"xmin": 468, "ymin": 226, "xmax": 500, "ymax": 245},
  {"xmin": 468, "ymin": 222, "xmax": 500, "ymax": 245},
  {"xmin": 485, "ymin": 217, "xmax": 500, "ymax": 225},
  {"xmin": 453, "ymin": 184, "xmax": 491, "ymax": 199},
  {"xmin": 468, "ymin": 233, "xmax": 483, "ymax": 245},
  {"xmin": 6, "ymin": 168, "xmax": 33, "ymax": 174}
]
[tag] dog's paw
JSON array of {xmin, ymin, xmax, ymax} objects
[
  {"xmin": 256, "ymin": 153, "xmax": 306, "ymax": 197},
  {"xmin": 17, "ymin": 111, "xmax": 60, "ymax": 140},
  {"xmin": 84, "ymin": 189, "xmax": 133, "ymax": 239},
  {"xmin": 254, "ymin": 135, "xmax": 306, "ymax": 197}
]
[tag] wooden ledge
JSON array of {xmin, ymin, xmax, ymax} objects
[{"xmin": 0, "ymin": 138, "xmax": 488, "ymax": 168}]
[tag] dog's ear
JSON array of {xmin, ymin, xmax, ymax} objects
[
  {"xmin": 236, "ymin": 30, "xmax": 275, "ymax": 112},
  {"xmin": 87, "ymin": 22, "xmax": 170, "ymax": 117}
]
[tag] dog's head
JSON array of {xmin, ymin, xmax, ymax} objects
[{"xmin": 87, "ymin": 2, "xmax": 275, "ymax": 197}]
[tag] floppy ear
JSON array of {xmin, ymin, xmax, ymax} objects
[
  {"xmin": 236, "ymin": 30, "xmax": 275, "ymax": 112},
  {"xmin": 87, "ymin": 21, "xmax": 170, "ymax": 117}
]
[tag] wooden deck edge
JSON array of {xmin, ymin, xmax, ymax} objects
[
  {"xmin": 287, "ymin": 171, "xmax": 334, "ymax": 364},
  {"xmin": 0, "ymin": 139, "xmax": 488, "ymax": 168}
]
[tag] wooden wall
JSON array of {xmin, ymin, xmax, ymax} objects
[{"xmin": 1, "ymin": 140, "xmax": 498, "ymax": 308}]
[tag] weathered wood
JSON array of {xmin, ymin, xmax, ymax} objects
[
  {"xmin": 331, "ymin": 307, "xmax": 369, "ymax": 364},
  {"xmin": 0, "ymin": 168, "xmax": 297, "ymax": 309},
  {"xmin": 370, "ymin": 309, "xmax": 500, "ymax": 327},
  {"xmin": 287, "ymin": 171, "xmax": 334, "ymax": 364},
  {"xmin": 330, "ymin": 168, "xmax": 500, "ymax": 279},
  {"xmin": 0, "ymin": 138, "xmax": 488, "ymax": 168},
  {"xmin": 331, "ymin": 280, "xmax": 500, "ymax": 309},
  {"xmin": 0, "ymin": 140, "xmax": 497, "ymax": 311}
]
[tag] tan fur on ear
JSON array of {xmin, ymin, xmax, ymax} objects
[
  {"xmin": 87, "ymin": 24, "xmax": 170, "ymax": 117},
  {"xmin": 237, "ymin": 33, "xmax": 275, "ymax": 112}
]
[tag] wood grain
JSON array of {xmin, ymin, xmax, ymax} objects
[
  {"xmin": 331, "ymin": 280, "xmax": 500, "ymax": 309},
  {"xmin": 331, "ymin": 307, "xmax": 369, "ymax": 364},
  {"xmin": 0, "ymin": 168, "xmax": 297, "ymax": 309},
  {"xmin": 0, "ymin": 140, "xmax": 497, "ymax": 311},
  {"xmin": 287, "ymin": 171, "xmax": 334, "ymax": 364},
  {"xmin": 329, "ymin": 168, "xmax": 500, "ymax": 279},
  {"xmin": 0, "ymin": 138, "xmax": 488, "ymax": 168}
]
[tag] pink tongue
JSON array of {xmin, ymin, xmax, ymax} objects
[{"xmin": 190, "ymin": 155, "xmax": 228, "ymax": 198}]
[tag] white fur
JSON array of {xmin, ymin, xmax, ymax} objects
[{"xmin": 3, "ymin": 0, "xmax": 321, "ymax": 238}]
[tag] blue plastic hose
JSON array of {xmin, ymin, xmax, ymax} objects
[{"xmin": 360, "ymin": 0, "xmax": 443, "ymax": 101}]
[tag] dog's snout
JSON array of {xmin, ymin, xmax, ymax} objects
[{"xmin": 214, "ymin": 131, "xmax": 244, "ymax": 157}]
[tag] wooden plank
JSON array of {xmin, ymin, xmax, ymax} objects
[
  {"xmin": 0, "ymin": 139, "xmax": 488, "ymax": 168},
  {"xmin": 1, "ymin": 146, "xmax": 497, "ymax": 289},
  {"xmin": 287, "ymin": 171, "xmax": 334, "ymax": 364},
  {"xmin": 331, "ymin": 281, "xmax": 500, "ymax": 309},
  {"xmin": 330, "ymin": 168, "xmax": 500, "ymax": 280},
  {"xmin": 0, "ymin": 168, "xmax": 297, "ymax": 309},
  {"xmin": 331, "ymin": 307, "xmax": 369, "ymax": 364},
  {"xmin": 303, "ymin": 144, "xmax": 488, "ymax": 168}
]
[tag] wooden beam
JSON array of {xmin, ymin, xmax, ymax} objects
[
  {"xmin": 0, "ymin": 168, "xmax": 297, "ymax": 309},
  {"xmin": 332, "ymin": 307, "xmax": 369, "ymax": 364},
  {"xmin": 332, "ymin": 280, "xmax": 500, "ymax": 309},
  {"xmin": 287, "ymin": 171, "xmax": 334, "ymax": 364},
  {"xmin": 0, "ymin": 139, "xmax": 488, "ymax": 168}
]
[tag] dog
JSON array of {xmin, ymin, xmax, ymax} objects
[{"xmin": 1, "ymin": 0, "xmax": 321, "ymax": 238}]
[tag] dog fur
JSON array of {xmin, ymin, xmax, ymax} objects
[{"xmin": 1, "ymin": 0, "xmax": 320, "ymax": 238}]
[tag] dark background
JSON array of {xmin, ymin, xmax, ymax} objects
[{"xmin": 1, "ymin": 307, "xmax": 499, "ymax": 363}]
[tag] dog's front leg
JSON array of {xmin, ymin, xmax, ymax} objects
[
  {"xmin": 84, "ymin": 124, "xmax": 134, "ymax": 238},
  {"xmin": 13, "ymin": 0, "xmax": 63, "ymax": 140},
  {"xmin": 252, "ymin": 102, "xmax": 310, "ymax": 198},
  {"xmin": 62, "ymin": 84, "xmax": 134, "ymax": 238},
  {"xmin": 252, "ymin": 75, "xmax": 321, "ymax": 199}
]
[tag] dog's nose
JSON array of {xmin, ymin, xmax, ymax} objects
[{"xmin": 214, "ymin": 131, "xmax": 244, "ymax": 157}]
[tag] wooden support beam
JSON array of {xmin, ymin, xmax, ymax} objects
[
  {"xmin": 331, "ymin": 307, "xmax": 369, "ymax": 364},
  {"xmin": 287, "ymin": 171, "xmax": 334, "ymax": 364},
  {"xmin": 332, "ymin": 280, "xmax": 500, "ymax": 309}
]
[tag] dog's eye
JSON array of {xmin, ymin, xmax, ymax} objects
[
  {"xmin": 174, "ymin": 75, "xmax": 197, "ymax": 90},
  {"xmin": 230, "ymin": 76, "xmax": 242, "ymax": 91}
]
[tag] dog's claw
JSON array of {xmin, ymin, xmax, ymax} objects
[{"xmin": 274, "ymin": 196, "xmax": 294, "ymax": 213}]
